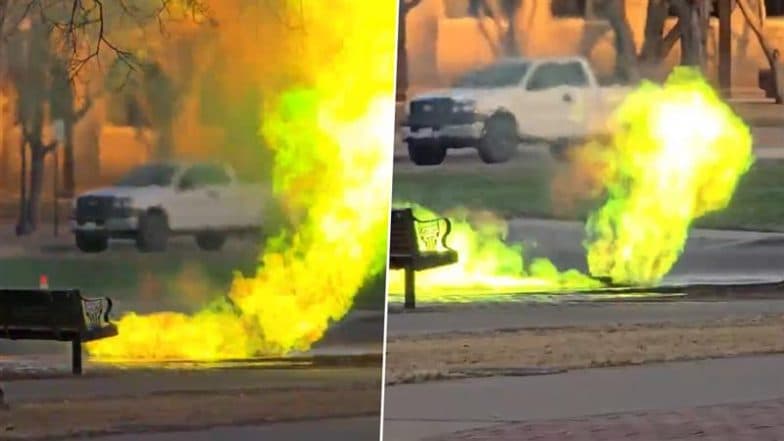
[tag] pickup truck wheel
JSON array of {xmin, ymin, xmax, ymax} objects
[
  {"xmin": 479, "ymin": 115, "xmax": 518, "ymax": 164},
  {"xmin": 195, "ymin": 232, "xmax": 226, "ymax": 251},
  {"xmin": 136, "ymin": 212, "xmax": 169, "ymax": 252},
  {"xmin": 407, "ymin": 141, "xmax": 446, "ymax": 166},
  {"xmin": 75, "ymin": 232, "xmax": 108, "ymax": 253}
]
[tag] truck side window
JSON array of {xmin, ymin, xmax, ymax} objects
[
  {"xmin": 179, "ymin": 164, "xmax": 231, "ymax": 190},
  {"xmin": 526, "ymin": 62, "xmax": 589, "ymax": 91}
]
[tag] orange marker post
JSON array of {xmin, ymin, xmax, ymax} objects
[{"xmin": 39, "ymin": 275, "xmax": 49, "ymax": 290}]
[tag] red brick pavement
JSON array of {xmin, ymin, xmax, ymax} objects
[{"xmin": 427, "ymin": 398, "xmax": 784, "ymax": 440}]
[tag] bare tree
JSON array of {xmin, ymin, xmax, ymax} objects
[
  {"xmin": 8, "ymin": 17, "xmax": 57, "ymax": 234},
  {"xmin": 2, "ymin": 1, "xmax": 207, "ymax": 235}
]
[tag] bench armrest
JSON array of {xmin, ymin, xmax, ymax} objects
[{"xmin": 80, "ymin": 296, "xmax": 114, "ymax": 331}]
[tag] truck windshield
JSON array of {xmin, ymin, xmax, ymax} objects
[
  {"xmin": 453, "ymin": 62, "xmax": 530, "ymax": 88},
  {"xmin": 116, "ymin": 164, "xmax": 177, "ymax": 187}
]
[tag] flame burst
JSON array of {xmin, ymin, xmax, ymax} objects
[
  {"xmin": 389, "ymin": 68, "xmax": 753, "ymax": 301},
  {"xmin": 87, "ymin": 0, "xmax": 396, "ymax": 360},
  {"xmin": 585, "ymin": 67, "xmax": 753, "ymax": 284}
]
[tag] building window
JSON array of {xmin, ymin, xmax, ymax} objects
[
  {"xmin": 551, "ymin": 0, "xmax": 587, "ymax": 18},
  {"xmin": 767, "ymin": 0, "xmax": 784, "ymax": 17}
]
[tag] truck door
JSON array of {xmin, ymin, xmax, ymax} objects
[
  {"xmin": 516, "ymin": 61, "xmax": 591, "ymax": 141},
  {"xmin": 172, "ymin": 164, "xmax": 231, "ymax": 231}
]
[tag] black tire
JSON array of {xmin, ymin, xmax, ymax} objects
[
  {"xmin": 136, "ymin": 211, "xmax": 169, "ymax": 252},
  {"xmin": 75, "ymin": 232, "xmax": 108, "ymax": 253},
  {"xmin": 550, "ymin": 138, "xmax": 572, "ymax": 161},
  {"xmin": 195, "ymin": 232, "xmax": 227, "ymax": 251},
  {"xmin": 479, "ymin": 114, "xmax": 518, "ymax": 164},
  {"xmin": 407, "ymin": 140, "xmax": 447, "ymax": 166}
]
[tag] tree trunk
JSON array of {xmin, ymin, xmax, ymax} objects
[
  {"xmin": 0, "ymin": 90, "xmax": 9, "ymax": 189},
  {"xmin": 500, "ymin": 0, "xmax": 522, "ymax": 56},
  {"xmin": 24, "ymin": 144, "xmax": 46, "ymax": 232},
  {"xmin": 155, "ymin": 123, "xmax": 174, "ymax": 159},
  {"xmin": 15, "ymin": 138, "xmax": 27, "ymax": 236},
  {"xmin": 597, "ymin": 0, "xmax": 640, "ymax": 83},
  {"xmin": 640, "ymin": 0, "xmax": 670, "ymax": 63},
  {"xmin": 0, "ymin": 135, "xmax": 8, "ymax": 189},
  {"xmin": 672, "ymin": 0, "xmax": 708, "ymax": 67},
  {"xmin": 397, "ymin": 0, "xmax": 408, "ymax": 102},
  {"xmin": 84, "ymin": 121, "xmax": 101, "ymax": 183},
  {"xmin": 62, "ymin": 116, "xmax": 75, "ymax": 197}
]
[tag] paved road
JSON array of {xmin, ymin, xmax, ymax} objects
[
  {"xmin": 383, "ymin": 355, "xmax": 784, "ymax": 441},
  {"xmin": 76, "ymin": 417, "xmax": 380, "ymax": 441},
  {"xmin": 388, "ymin": 216, "xmax": 784, "ymax": 304},
  {"xmin": 506, "ymin": 218, "xmax": 784, "ymax": 287}
]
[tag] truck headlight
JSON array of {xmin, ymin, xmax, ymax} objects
[
  {"xmin": 112, "ymin": 197, "xmax": 133, "ymax": 216},
  {"xmin": 453, "ymin": 100, "xmax": 476, "ymax": 113}
]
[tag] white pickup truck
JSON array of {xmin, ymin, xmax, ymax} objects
[
  {"xmin": 401, "ymin": 56, "xmax": 633, "ymax": 164},
  {"xmin": 71, "ymin": 161, "xmax": 265, "ymax": 253}
]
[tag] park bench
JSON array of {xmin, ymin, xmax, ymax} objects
[
  {"xmin": 389, "ymin": 208, "xmax": 458, "ymax": 309},
  {"xmin": 0, "ymin": 289, "xmax": 118, "ymax": 375}
]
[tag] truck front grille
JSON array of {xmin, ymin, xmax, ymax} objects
[
  {"xmin": 75, "ymin": 196, "xmax": 114, "ymax": 224},
  {"xmin": 408, "ymin": 98, "xmax": 476, "ymax": 128}
]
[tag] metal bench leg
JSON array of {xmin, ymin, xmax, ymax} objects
[
  {"xmin": 71, "ymin": 338, "xmax": 82, "ymax": 375},
  {"xmin": 404, "ymin": 268, "xmax": 416, "ymax": 310}
]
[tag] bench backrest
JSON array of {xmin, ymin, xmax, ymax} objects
[
  {"xmin": 390, "ymin": 208, "xmax": 418, "ymax": 255},
  {"xmin": 0, "ymin": 289, "xmax": 86, "ymax": 332},
  {"xmin": 390, "ymin": 208, "xmax": 453, "ymax": 256}
]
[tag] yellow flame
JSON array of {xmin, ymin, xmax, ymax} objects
[
  {"xmin": 585, "ymin": 67, "xmax": 753, "ymax": 284},
  {"xmin": 389, "ymin": 68, "xmax": 753, "ymax": 301},
  {"xmin": 87, "ymin": 0, "xmax": 397, "ymax": 360},
  {"xmin": 387, "ymin": 204, "xmax": 601, "ymax": 302}
]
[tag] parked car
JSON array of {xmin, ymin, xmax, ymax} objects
[
  {"xmin": 71, "ymin": 161, "xmax": 266, "ymax": 253},
  {"xmin": 401, "ymin": 56, "xmax": 633, "ymax": 164}
]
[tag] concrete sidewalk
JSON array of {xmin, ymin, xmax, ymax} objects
[
  {"xmin": 386, "ymin": 300, "xmax": 784, "ymax": 337},
  {"xmin": 429, "ymin": 399, "xmax": 784, "ymax": 440},
  {"xmin": 383, "ymin": 355, "xmax": 784, "ymax": 440}
]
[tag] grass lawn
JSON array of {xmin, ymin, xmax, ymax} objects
[
  {"xmin": 0, "ymin": 251, "xmax": 386, "ymax": 312},
  {"xmin": 392, "ymin": 157, "xmax": 784, "ymax": 231}
]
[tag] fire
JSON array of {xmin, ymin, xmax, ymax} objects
[
  {"xmin": 584, "ymin": 67, "xmax": 753, "ymax": 284},
  {"xmin": 388, "ymin": 68, "xmax": 753, "ymax": 301},
  {"xmin": 386, "ymin": 204, "xmax": 601, "ymax": 302},
  {"xmin": 87, "ymin": 0, "xmax": 396, "ymax": 360}
]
